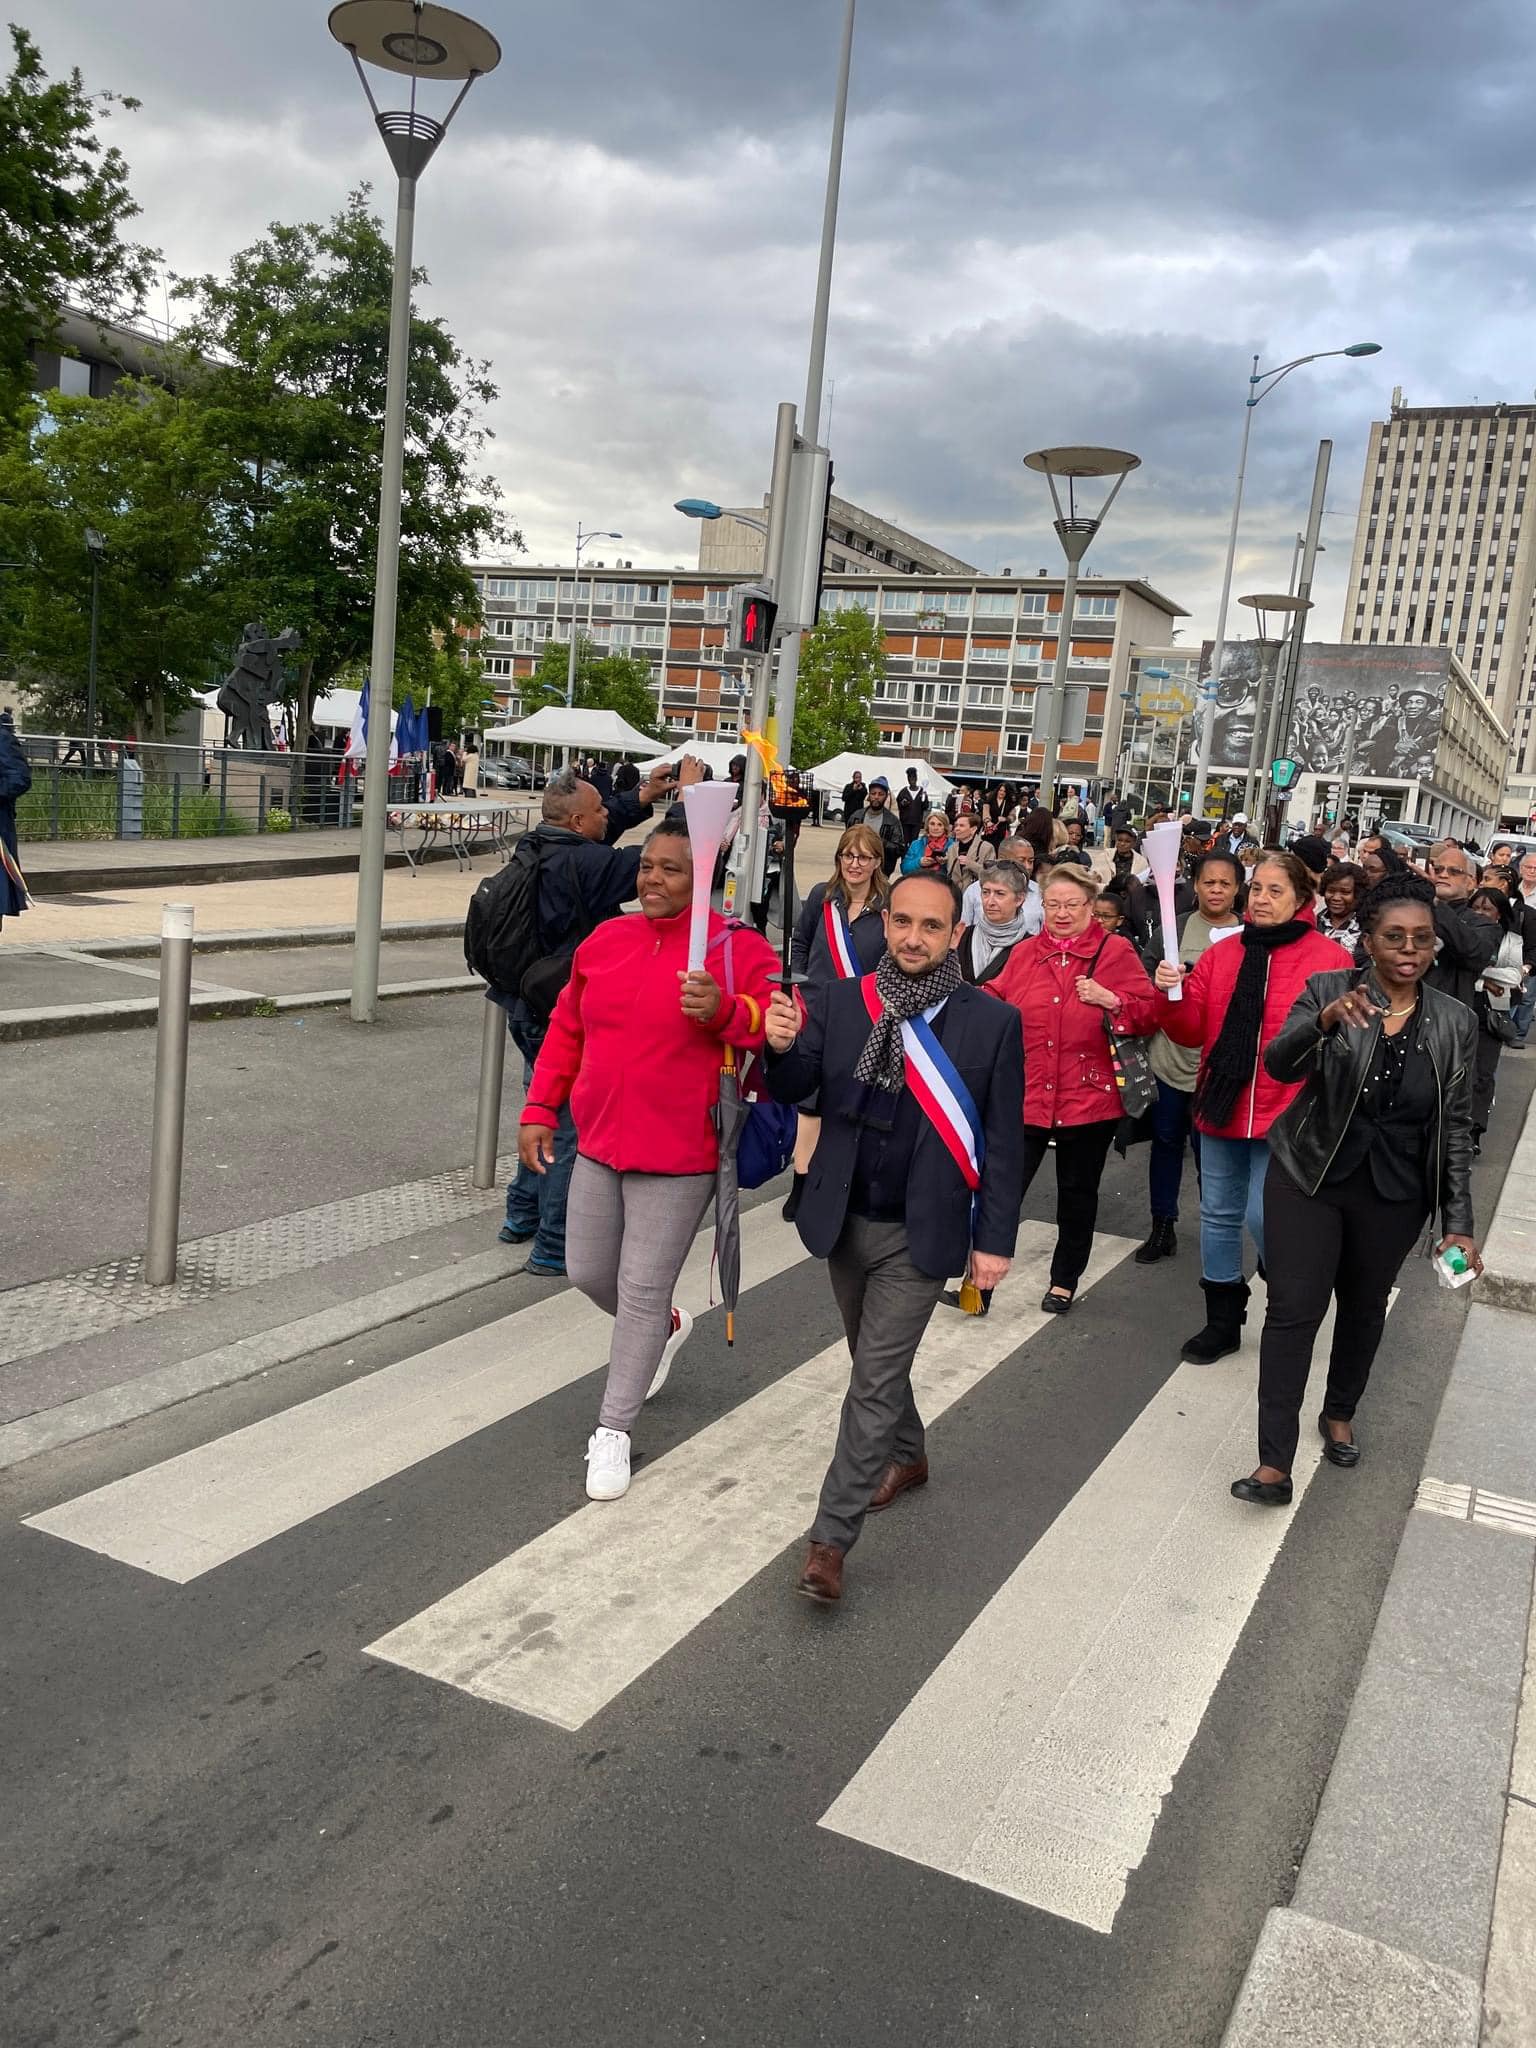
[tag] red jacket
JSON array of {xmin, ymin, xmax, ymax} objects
[
  {"xmin": 523, "ymin": 908, "xmax": 777, "ymax": 1175},
  {"xmin": 1156, "ymin": 920, "xmax": 1347, "ymax": 1139},
  {"xmin": 984, "ymin": 927, "xmax": 1159, "ymax": 1128}
]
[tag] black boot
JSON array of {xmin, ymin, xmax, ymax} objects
[
  {"xmin": 781, "ymin": 1171, "xmax": 808, "ymax": 1223},
  {"xmin": 1180, "ymin": 1279, "xmax": 1250, "ymax": 1364},
  {"xmin": 1134, "ymin": 1218, "xmax": 1177, "ymax": 1265}
]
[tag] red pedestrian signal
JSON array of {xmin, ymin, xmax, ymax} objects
[{"xmin": 728, "ymin": 583, "xmax": 778, "ymax": 655}]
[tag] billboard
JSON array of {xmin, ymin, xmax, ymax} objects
[{"xmin": 1197, "ymin": 640, "xmax": 1448, "ymax": 782}]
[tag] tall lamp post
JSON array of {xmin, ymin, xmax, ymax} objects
[
  {"xmin": 1188, "ymin": 340, "xmax": 1380, "ymax": 824},
  {"xmin": 1023, "ymin": 446, "xmax": 1140, "ymax": 803},
  {"xmin": 328, "ymin": 0, "xmax": 500, "ymax": 1025},
  {"xmin": 84, "ymin": 525, "xmax": 105, "ymax": 763},
  {"xmin": 565, "ymin": 525, "xmax": 622, "ymax": 707},
  {"xmin": 1231, "ymin": 591, "xmax": 1311, "ymax": 821}
]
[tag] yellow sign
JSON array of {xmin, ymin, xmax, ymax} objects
[{"xmin": 1141, "ymin": 686, "xmax": 1195, "ymax": 723}]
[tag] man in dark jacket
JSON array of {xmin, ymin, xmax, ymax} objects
[
  {"xmin": 763, "ymin": 871, "xmax": 1025, "ymax": 1604},
  {"xmin": 0, "ymin": 709, "xmax": 32, "ymax": 932},
  {"xmin": 1426, "ymin": 841, "xmax": 1499, "ymax": 1009},
  {"xmin": 860, "ymin": 776, "xmax": 905, "ymax": 874},
  {"xmin": 896, "ymin": 766, "xmax": 929, "ymax": 846},
  {"xmin": 497, "ymin": 756, "xmax": 693, "ymax": 1270},
  {"xmin": 841, "ymin": 769, "xmax": 866, "ymax": 820}
]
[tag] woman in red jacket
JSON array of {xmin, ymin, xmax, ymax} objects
[
  {"xmin": 1153, "ymin": 848, "xmax": 1346, "ymax": 1363},
  {"xmin": 982, "ymin": 865, "xmax": 1159, "ymax": 1313},
  {"xmin": 518, "ymin": 817, "xmax": 778, "ymax": 1501}
]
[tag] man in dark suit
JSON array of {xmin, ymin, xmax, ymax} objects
[{"xmin": 763, "ymin": 871, "xmax": 1026, "ymax": 1605}]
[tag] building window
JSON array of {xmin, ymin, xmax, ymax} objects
[
  {"xmin": 884, "ymin": 589, "xmax": 920, "ymax": 612},
  {"xmin": 1075, "ymin": 594, "xmax": 1118, "ymax": 618},
  {"xmin": 1019, "ymin": 593, "xmax": 1049, "ymax": 615},
  {"xmin": 966, "ymin": 685, "xmax": 1004, "ymax": 707},
  {"xmin": 482, "ymin": 657, "xmax": 512, "ymax": 676},
  {"xmin": 975, "ymin": 592, "xmax": 1015, "ymax": 616}
]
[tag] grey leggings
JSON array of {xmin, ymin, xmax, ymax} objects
[{"xmin": 566, "ymin": 1154, "xmax": 713, "ymax": 1432}]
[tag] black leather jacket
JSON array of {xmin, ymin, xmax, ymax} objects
[{"xmin": 1264, "ymin": 969, "xmax": 1477, "ymax": 1237}]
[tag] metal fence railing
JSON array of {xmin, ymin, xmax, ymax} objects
[{"xmin": 13, "ymin": 736, "xmax": 436, "ymax": 843}]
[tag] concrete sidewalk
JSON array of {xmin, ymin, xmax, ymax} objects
[{"xmin": 1223, "ymin": 1085, "xmax": 1536, "ymax": 2048}]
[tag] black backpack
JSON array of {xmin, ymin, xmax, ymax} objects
[{"xmin": 464, "ymin": 832, "xmax": 595, "ymax": 1018}]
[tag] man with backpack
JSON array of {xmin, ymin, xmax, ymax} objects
[{"xmin": 466, "ymin": 755, "xmax": 698, "ymax": 1271}]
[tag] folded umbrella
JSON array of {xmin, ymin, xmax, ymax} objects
[{"xmin": 710, "ymin": 1049, "xmax": 752, "ymax": 1345}]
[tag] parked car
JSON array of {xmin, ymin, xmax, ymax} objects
[
  {"xmin": 1379, "ymin": 820, "xmax": 1436, "ymax": 852},
  {"xmin": 476, "ymin": 755, "xmax": 535, "ymax": 789}
]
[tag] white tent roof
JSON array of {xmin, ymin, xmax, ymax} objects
[
  {"xmin": 637, "ymin": 740, "xmax": 743, "ymax": 780},
  {"xmin": 812, "ymin": 752, "xmax": 956, "ymax": 806},
  {"xmin": 483, "ymin": 705, "xmax": 658, "ymax": 754}
]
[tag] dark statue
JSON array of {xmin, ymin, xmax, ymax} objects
[{"xmin": 218, "ymin": 621, "xmax": 300, "ymax": 750}]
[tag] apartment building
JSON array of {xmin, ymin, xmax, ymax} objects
[
  {"xmin": 1342, "ymin": 391, "xmax": 1536, "ymax": 825},
  {"xmin": 466, "ymin": 564, "xmax": 1186, "ymax": 779},
  {"xmin": 696, "ymin": 494, "xmax": 975, "ymax": 578}
]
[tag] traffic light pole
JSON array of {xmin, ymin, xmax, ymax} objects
[{"xmin": 730, "ymin": 402, "xmax": 798, "ymax": 919}]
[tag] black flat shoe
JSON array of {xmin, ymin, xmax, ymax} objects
[
  {"xmin": 1318, "ymin": 1415, "xmax": 1361, "ymax": 1467},
  {"xmin": 1040, "ymin": 1289, "xmax": 1074, "ymax": 1315},
  {"xmin": 1231, "ymin": 1473, "xmax": 1293, "ymax": 1506}
]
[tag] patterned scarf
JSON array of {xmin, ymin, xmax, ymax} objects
[{"xmin": 854, "ymin": 948, "xmax": 964, "ymax": 1093}]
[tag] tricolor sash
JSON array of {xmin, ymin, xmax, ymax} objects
[
  {"xmin": 822, "ymin": 896, "xmax": 860, "ymax": 979},
  {"xmin": 859, "ymin": 976, "xmax": 983, "ymax": 1189}
]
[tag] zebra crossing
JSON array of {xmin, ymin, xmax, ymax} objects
[{"xmin": 19, "ymin": 1212, "xmax": 1354, "ymax": 1937}]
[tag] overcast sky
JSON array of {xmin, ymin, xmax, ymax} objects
[{"xmin": 35, "ymin": 0, "xmax": 1536, "ymax": 641}]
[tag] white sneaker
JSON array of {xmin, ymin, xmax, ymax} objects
[
  {"xmin": 584, "ymin": 1427, "xmax": 631, "ymax": 1501},
  {"xmin": 645, "ymin": 1306, "xmax": 694, "ymax": 1402}
]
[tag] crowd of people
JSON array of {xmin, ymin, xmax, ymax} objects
[{"xmin": 497, "ymin": 757, "xmax": 1527, "ymax": 1605}]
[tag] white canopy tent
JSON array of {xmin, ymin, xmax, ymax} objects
[
  {"xmin": 483, "ymin": 705, "xmax": 659, "ymax": 755},
  {"xmin": 812, "ymin": 752, "xmax": 956, "ymax": 816}
]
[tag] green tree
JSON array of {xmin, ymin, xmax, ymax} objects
[
  {"xmin": 173, "ymin": 189, "xmax": 518, "ymax": 748},
  {"xmin": 792, "ymin": 606, "xmax": 883, "ymax": 766},
  {"xmin": 523, "ymin": 638, "xmax": 663, "ymax": 742},
  {"xmin": 0, "ymin": 25, "xmax": 159, "ymax": 427},
  {"xmin": 0, "ymin": 382, "xmax": 249, "ymax": 736}
]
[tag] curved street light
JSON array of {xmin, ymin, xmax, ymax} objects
[
  {"xmin": 1022, "ymin": 445, "xmax": 1141, "ymax": 800},
  {"xmin": 1187, "ymin": 339, "xmax": 1381, "ymax": 824},
  {"xmin": 329, "ymin": 0, "xmax": 501, "ymax": 1024},
  {"xmin": 565, "ymin": 524, "xmax": 622, "ymax": 707}
]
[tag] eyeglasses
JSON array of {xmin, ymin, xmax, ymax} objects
[
  {"xmin": 1374, "ymin": 928, "xmax": 1437, "ymax": 950},
  {"xmin": 1428, "ymin": 861, "xmax": 1468, "ymax": 878},
  {"xmin": 841, "ymin": 851, "xmax": 875, "ymax": 865}
]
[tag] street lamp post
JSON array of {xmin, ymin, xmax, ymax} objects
[
  {"xmin": 565, "ymin": 525, "xmax": 622, "ymax": 707},
  {"xmin": 328, "ymin": 0, "xmax": 500, "ymax": 1025},
  {"xmin": 1023, "ymin": 446, "xmax": 1141, "ymax": 803},
  {"xmin": 1188, "ymin": 341, "xmax": 1380, "ymax": 825},
  {"xmin": 769, "ymin": 0, "xmax": 857, "ymax": 769},
  {"xmin": 84, "ymin": 526, "xmax": 105, "ymax": 764}
]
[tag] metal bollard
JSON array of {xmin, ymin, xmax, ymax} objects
[
  {"xmin": 145, "ymin": 903, "xmax": 195, "ymax": 1284},
  {"xmin": 471, "ymin": 997, "xmax": 507, "ymax": 1190}
]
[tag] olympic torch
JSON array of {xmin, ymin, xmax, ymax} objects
[
  {"xmin": 1145, "ymin": 820, "xmax": 1185, "ymax": 1001},
  {"xmin": 681, "ymin": 780, "xmax": 740, "ymax": 971}
]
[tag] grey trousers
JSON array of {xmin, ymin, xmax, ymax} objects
[
  {"xmin": 812, "ymin": 1215, "xmax": 947, "ymax": 1552},
  {"xmin": 565, "ymin": 1154, "xmax": 713, "ymax": 1434}
]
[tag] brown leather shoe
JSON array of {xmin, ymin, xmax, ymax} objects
[
  {"xmin": 795, "ymin": 1541, "xmax": 844, "ymax": 1604},
  {"xmin": 868, "ymin": 1456, "xmax": 929, "ymax": 1513}
]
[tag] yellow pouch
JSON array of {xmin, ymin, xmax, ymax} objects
[{"xmin": 957, "ymin": 1277, "xmax": 985, "ymax": 1316}]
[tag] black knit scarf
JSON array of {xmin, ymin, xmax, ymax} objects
[
  {"xmin": 854, "ymin": 949, "xmax": 963, "ymax": 1093},
  {"xmin": 1193, "ymin": 919, "xmax": 1312, "ymax": 1130}
]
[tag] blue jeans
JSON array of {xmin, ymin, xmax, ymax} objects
[
  {"xmin": 1199, "ymin": 1133, "xmax": 1269, "ymax": 1283},
  {"xmin": 1148, "ymin": 1079, "xmax": 1201, "ymax": 1221},
  {"xmin": 504, "ymin": 1012, "xmax": 577, "ymax": 1268},
  {"xmin": 1513, "ymin": 979, "xmax": 1535, "ymax": 1046}
]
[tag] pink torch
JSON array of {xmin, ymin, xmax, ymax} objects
[
  {"xmin": 681, "ymin": 779, "xmax": 740, "ymax": 972},
  {"xmin": 1144, "ymin": 820, "xmax": 1186, "ymax": 1002}
]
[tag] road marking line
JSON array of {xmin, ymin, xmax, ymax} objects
[
  {"xmin": 1415, "ymin": 1477, "xmax": 1536, "ymax": 1538},
  {"xmin": 818, "ymin": 1284, "xmax": 1353, "ymax": 1934},
  {"xmin": 23, "ymin": 1204, "xmax": 807, "ymax": 1584},
  {"xmin": 364, "ymin": 1224, "xmax": 1137, "ymax": 1731}
]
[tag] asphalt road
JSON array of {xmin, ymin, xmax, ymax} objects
[{"xmin": 4, "ymin": 1061, "xmax": 1530, "ymax": 2048}]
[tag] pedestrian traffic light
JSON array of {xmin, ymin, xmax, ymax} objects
[{"xmin": 728, "ymin": 583, "xmax": 778, "ymax": 656}]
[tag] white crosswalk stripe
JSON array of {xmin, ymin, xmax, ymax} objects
[
  {"xmin": 819, "ymin": 1285, "xmax": 1375, "ymax": 1934},
  {"xmin": 23, "ymin": 1201, "xmax": 808, "ymax": 1583},
  {"xmin": 363, "ymin": 1223, "xmax": 1137, "ymax": 1729}
]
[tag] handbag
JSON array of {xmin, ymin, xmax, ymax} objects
[
  {"xmin": 1084, "ymin": 934, "xmax": 1159, "ymax": 1122},
  {"xmin": 710, "ymin": 925, "xmax": 798, "ymax": 1190}
]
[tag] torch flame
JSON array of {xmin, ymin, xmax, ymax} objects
[{"xmin": 741, "ymin": 726, "xmax": 808, "ymax": 813}]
